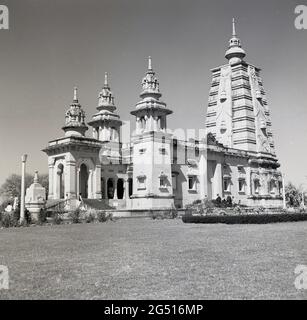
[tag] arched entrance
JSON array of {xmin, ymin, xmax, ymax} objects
[
  {"xmin": 128, "ymin": 178, "xmax": 133, "ymax": 197},
  {"xmin": 79, "ymin": 163, "xmax": 88, "ymax": 199},
  {"xmin": 107, "ymin": 178, "xmax": 114, "ymax": 199},
  {"xmin": 57, "ymin": 164, "xmax": 65, "ymax": 199},
  {"xmin": 117, "ymin": 179, "xmax": 124, "ymax": 199}
]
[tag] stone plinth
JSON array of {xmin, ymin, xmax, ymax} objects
[{"xmin": 25, "ymin": 171, "xmax": 46, "ymax": 221}]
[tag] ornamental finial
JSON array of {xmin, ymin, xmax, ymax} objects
[
  {"xmin": 34, "ymin": 171, "xmax": 39, "ymax": 183},
  {"xmin": 148, "ymin": 56, "xmax": 152, "ymax": 70},
  {"xmin": 232, "ymin": 18, "xmax": 236, "ymax": 37},
  {"xmin": 73, "ymin": 86, "xmax": 78, "ymax": 102},
  {"xmin": 104, "ymin": 72, "xmax": 108, "ymax": 86}
]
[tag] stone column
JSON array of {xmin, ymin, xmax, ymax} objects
[
  {"xmin": 88, "ymin": 169, "xmax": 93, "ymax": 198},
  {"xmin": 76, "ymin": 167, "xmax": 80, "ymax": 200},
  {"xmin": 105, "ymin": 178, "xmax": 108, "ymax": 199},
  {"xmin": 199, "ymin": 150, "xmax": 208, "ymax": 199},
  {"xmin": 65, "ymin": 157, "xmax": 76, "ymax": 199},
  {"xmin": 48, "ymin": 159, "xmax": 54, "ymax": 199},
  {"xmin": 20, "ymin": 154, "xmax": 27, "ymax": 223},
  {"xmin": 282, "ymin": 174, "xmax": 286, "ymax": 209},
  {"xmin": 113, "ymin": 177, "xmax": 118, "ymax": 200},
  {"xmin": 213, "ymin": 162, "xmax": 223, "ymax": 198},
  {"xmin": 124, "ymin": 178, "xmax": 129, "ymax": 199},
  {"xmin": 136, "ymin": 117, "xmax": 140, "ymax": 134},
  {"xmin": 153, "ymin": 115, "xmax": 158, "ymax": 131},
  {"xmin": 94, "ymin": 165, "xmax": 102, "ymax": 199}
]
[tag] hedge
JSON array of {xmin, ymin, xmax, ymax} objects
[{"xmin": 182, "ymin": 213, "xmax": 307, "ymax": 225}]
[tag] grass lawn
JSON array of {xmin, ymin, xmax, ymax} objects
[{"xmin": 0, "ymin": 218, "xmax": 306, "ymax": 300}]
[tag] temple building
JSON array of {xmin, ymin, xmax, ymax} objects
[{"xmin": 43, "ymin": 20, "xmax": 283, "ymax": 212}]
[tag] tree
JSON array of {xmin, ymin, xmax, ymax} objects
[
  {"xmin": 285, "ymin": 182, "xmax": 306, "ymax": 208},
  {"xmin": 0, "ymin": 173, "xmax": 49, "ymax": 200}
]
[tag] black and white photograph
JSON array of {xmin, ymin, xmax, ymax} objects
[{"xmin": 0, "ymin": 0, "xmax": 306, "ymax": 305}]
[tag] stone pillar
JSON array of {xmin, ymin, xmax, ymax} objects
[
  {"xmin": 136, "ymin": 117, "xmax": 140, "ymax": 134},
  {"xmin": 124, "ymin": 178, "xmax": 129, "ymax": 199},
  {"xmin": 65, "ymin": 157, "xmax": 76, "ymax": 199},
  {"xmin": 114, "ymin": 177, "xmax": 118, "ymax": 200},
  {"xmin": 213, "ymin": 162, "xmax": 223, "ymax": 198},
  {"xmin": 153, "ymin": 116, "xmax": 158, "ymax": 131},
  {"xmin": 282, "ymin": 174, "xmax": 286, "ymax": 209},
  {"xmin": 199, "ymin": 150, "xmax": 208, "ymax": 199},
  {"xmin": 144, "ymin": 115, "xmax": 148, "ymax": 132},
  {"xmin": 20, "ymin": 154, "xmax": 27, "ymax": 224},
  {"xmin": 95, "ymin": 165, "xmax": 102, "ymax": 199},
  {"xmin": 48, "ymin": 159, "xmax": 54, "ymax": 199},
  {"xmin": 88, "ymin": 169, "xmax": 93, "ymax": 198},
  {"xmin": 105, "ymin": 178, "xmax": 108, "ymax": 199},
  {"xmin": 76, "ymin": 167, "xmax": 80, "ymax": 200}
]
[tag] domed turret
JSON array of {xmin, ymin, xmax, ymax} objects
[
  {"xmin": 62, "ymin": 87, "xmax": 88, "ymax": 137},
  {"xmin": 225, "ymin": 18, "xmax": 246, "ymax": 65}
]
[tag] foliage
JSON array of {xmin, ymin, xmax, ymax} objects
[
  {"xmin": 150, "ymin": 208, "xmax": 178, "ymax": 220},
  {"xmin": 0, "ymin": 210, "xmax": 23, "ymax": 228},
  {"xmin": 97, "ymin": 211, "xmax": 110, "ymax": 223},
  {"xmin": 52, "ymin": 212, "xmax": 63, "ymax": 225},
  {"xmin": 0, "ymin": 213, "xmax": 12, "ymax": 228},
  {"xmin": 285, "ymin": 182, "xmax": 306, "ymax": 208},
  {"xmin": 69, "ymin": 208, "xmax": 82, "ymax": 224},
  {"xmin": 0, "ymin": 173, "xmax": 49, "ymax": 200},
  {"xmin": 37, "ymin": 208, "xmax": 47, "ymax": 225},
  {"xmin": 182, "ymin": 212, "xmax": 307, "ymax": 225},
  {"xmin": 85, "ymin": 212, "xmax": 95, "ymax": 223}
]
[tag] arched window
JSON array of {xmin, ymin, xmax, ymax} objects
[
  {"xmin": 254, "ymin": 179, "xmax": 260, "ymax": 194},
  {"xmin": 107, "ymin": 178, "xmax": 114, "ymax": 199}
]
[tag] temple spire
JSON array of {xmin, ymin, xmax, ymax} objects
[
  {"xmin": 140, "ymin": 56, "xmax": 161, "ymax": 98},
  {"xmin": 96, "ymin": 72, "xmax": 116, "ymax": 111},
  {"xmin": 62, "ymin": 86, "xmax": 88, "ymax": 137},
  {"xmin": 225, "ymin": 18, "xmax": 246, "ymax": 64}
]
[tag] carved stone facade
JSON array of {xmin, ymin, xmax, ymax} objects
[{"xmin": 43, "ymin": 21, "xmax": 283, "ymax": 212}]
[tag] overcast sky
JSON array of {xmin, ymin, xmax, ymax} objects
[{"xmin": 0, "ymin": 0, "xmax": 306, "ymax": 187}]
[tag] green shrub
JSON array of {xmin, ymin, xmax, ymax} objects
[
  {"xmin": 37, "ymin": 208, "xmax": 47, "ymax": 225},
  {"xmin": 24, "ymin": 209, "xmax": 31, "ymax": 225},
  {"xmin": 52, "ymin": 212, "xmax": 63, "ymax": 225},
  {"xmin": 97, "ymin": 211, "xmax": 109, "ymax": 223},
  {"xmin": 170, "ymin": 208, "xmax": 178, "ymax": 219},
  {"xmin": 85, "ymin": 212, "xmax": 95, "ymax": 223},
  {"xmin": 182, "ymin": 213, "xmax": 307, "ymax": 225},
  {"xmin": 69, "ymin": 208, "xmax": 82, "ymax": 224},
  {"xmin": 1, "ymin": 213, "xmax": 11, "ymax": 228}
]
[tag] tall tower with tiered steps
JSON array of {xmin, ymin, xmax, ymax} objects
[{"xmin": 206, "ymin": 19, "xmax": 277, "ymax": 160}]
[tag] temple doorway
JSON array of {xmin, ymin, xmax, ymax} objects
[
  {"xmin": 117, "ymin": 179, "xmax": 124, "ymax": 199},
  {"xmin": 79, "ymin": 164, "xmax": 88, "ymax": 199}
]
